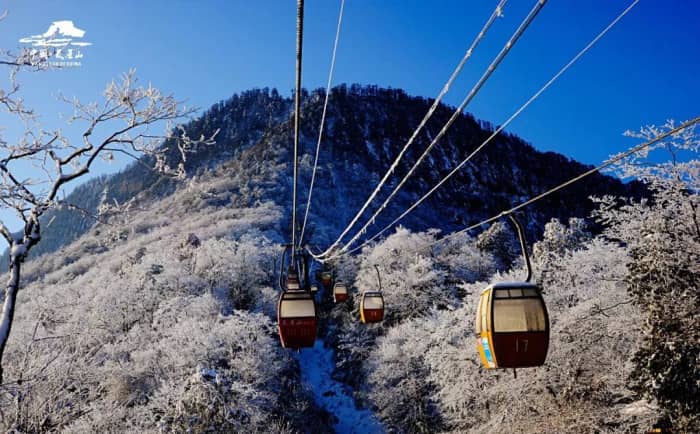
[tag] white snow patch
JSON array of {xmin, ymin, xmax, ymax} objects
[
  {"xmin": 297, "ymin": 340, "xmax": 383, "ymax": 433},
  {"xmin": 620, "ymin": 399, "xmax": 657, "ymax": 417}
]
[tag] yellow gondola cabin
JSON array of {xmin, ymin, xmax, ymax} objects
[{"xmin": 475, "ymin": 282, "xmax": 549, "ymax": 369}]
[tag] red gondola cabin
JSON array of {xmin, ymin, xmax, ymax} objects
[
  {"xmin": 360, "ymin": 291, "xmax": 384, "ymax": 323},
  {"xmin": 278, "ymin": 291, "xmax": 317, "ymax": 349},
  {"xmin": 333, "ymin": 282, "xmax": 348, "ymax": 303}
]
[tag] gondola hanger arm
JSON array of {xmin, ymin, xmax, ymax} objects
[
  {"xmin": 505, "ymin": 213, "xmax": 532, "ymax": 283},
  {"xmin": 373, "ymin": 264, "xmax": 383, "ymax": 292}
]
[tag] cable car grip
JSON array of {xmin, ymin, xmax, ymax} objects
[
  {"xmin": 505, "ymin": 213, "xmax": 533, "ymax": 283},
  {"xmin": 373, "ymin": 264, "xmax": 383, "ymax": 292}
]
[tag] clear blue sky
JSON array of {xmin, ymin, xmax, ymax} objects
[{"xmin": 0, "ymin": 0, "xmax": 698, "ymax": 228}]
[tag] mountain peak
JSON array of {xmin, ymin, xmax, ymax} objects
[{"xmin": 11, "ymin": 84, "xmax": 640, "ymax": 264}]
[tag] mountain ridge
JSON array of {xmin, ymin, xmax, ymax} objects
[{"xmin": 5, "ymin": 84, "xmax": 643, "ymax": 266}]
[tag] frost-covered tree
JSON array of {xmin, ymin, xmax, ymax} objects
[
  {"xmin": 0, "ymin": 39, "xmax": 215, "ymax": 381},
  {"xmin": 367, "ymin": 315, "xmax": 446, "ymax": 433},
  {"xmin": 532, "ymin": 217, "xmax": 590, "ymax": 266},
  {"xmin": 595, "ymin": 121, "xmax": 700, "ymax": 432},
  {"xmin": 193, "ymin": 236, "xmax": 276, "ymax": 311},
  {"xmin": 373, "ymin": 236, "xmax": 642, "ymax": 433},
  {"xmin": 475, "ymin": 221, "xmax": 519, "ymax": 270},
  {"xmin": 0, "ymin": 192, "xmax": 324, "ymax": 432},
  {"xmin": 434, "ymin": 232, "xmax": 498, "ymax": 285},
  {"xmin": 330, "ymin": 249, "xmax": 360, "ymax": 285},
  {"xmin": 355, "ymin": 227, "xmax": 455, "ymax": 325}
]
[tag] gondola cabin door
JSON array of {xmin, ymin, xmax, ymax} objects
[{"xmin": 475, "ymin": 282, "xmax": 549, "ymax": 369}]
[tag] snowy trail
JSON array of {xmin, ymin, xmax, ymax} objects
[{"xmin": 297, "ymin": 340, "xmax": 384, "ymax": 434}]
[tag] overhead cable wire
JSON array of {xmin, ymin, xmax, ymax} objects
[
  {"xmin": 314, "ymin": 0, "xmax": 510, "ymax": 259},
  {"xmin": 327, "ymin": 0, "xmax": 550, "ymax": 258},
  {"xmin": 430, "ymin": 116, "xmax": 700, "ymax": 247},
  {"xmin": 291, "ymin": 0, "xmax": 304, "ymax": 262},
  {"xmin": 322, "ymin": 0, "xmax": 640, "ymax": 261},
  {"xmin": 299, "ymin": 0, "xmax": 345, "ymax": 248},
  {"xmin": 344, "ymin": 115, "xmax": 700, "ymax": 260}
]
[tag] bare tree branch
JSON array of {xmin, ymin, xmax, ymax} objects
[{"xmin": 0, "ymin": 65, "xmax": 217, "ymax": 383}]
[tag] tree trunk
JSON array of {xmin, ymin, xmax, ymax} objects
[{"xmin": 0, "ymin": 258, "xmax": 21, "ymax": 385}]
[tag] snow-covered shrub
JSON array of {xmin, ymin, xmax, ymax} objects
[
  {"xmin": 333, "ymin": 318, "xmax": 378, "ymax": 392},
  {"xmin": 332, "ymin": 251, "xmax": 360, "ymax": 286},
  {"xmin": 0, "ymin": 192, "xmax": 329, "ymax": 433},
  {"xmin": 597, "ymin": 189, "xmax": 699, "ymax": 430},
  {"xmin": 193, "ymin": 235, "xmax": 277, "ymax": 311},
  {"xmin": 353, "ymin": 228, "xmax": 456, "ymax": 325},
  {"xmin": 538, "ymin": 237, "xmax": 629, "ymax": 310},
  {"xmin": 147, "ymin": 309, "xmax": 288, "ymax": 432},
  {"xmin": 434, "ymin": 232, "xmax": 498, "ymax": 285},
  {"xmin": 367, "ymin": 314, "xmax": 446, "ymax": 433},
  {"xmin": 475, "ymin": 221, "xmax": 519, "ymax": 270},
  {"xmin": 532, "ymin": 217, "xmax": 590, "ymax": 266}
]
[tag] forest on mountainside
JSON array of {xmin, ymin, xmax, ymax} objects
[
  {"xmin": 1, "ymin": 0, "xmax": 697, "ymax": 430},
  {"xmin": 0, "ymin": 109, "xmax": 696, "ymax": 432},
  {"xmin": 5, "ymin": 86, "xmax": 643, "ymax": 267}
]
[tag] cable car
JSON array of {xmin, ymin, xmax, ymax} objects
[
  {"xmin": 475, "ymin": 282, "xmax": 549, "ymax": 368},
  {"xmin": 278, "ymin": 290, "xmax": 317, "ymax": 349},
  {"xmin": 360, "ymin": 265, "xmax": 385, "ymax": 324},
  {"xmin": 473, "ymin": 214, "xmax": 550, "ymax": 370},
  {"xmin": 321, "ymin": 271, "xmax": 333, "ymax": 289},
  {"xmin": 360, "ymin": 291, "xmax": 384, "ymax": 323},
  {"xmin": 333, "ymin": 282, "xmax": 348, "ymax": 303}
]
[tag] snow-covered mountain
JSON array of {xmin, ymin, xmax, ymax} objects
[
  {"xmin": 17, "ymin": 85, "xmax": 641, "ymax": 265},
  {"xmin": 3, "ymin": 85, "xmax": 693, "ymax": 433}
]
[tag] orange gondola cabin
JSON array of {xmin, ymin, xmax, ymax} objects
[
  {"xmin": 475, "ymin": 282, "xmax": 549, "ymax": 369},
  {"xmin": 278, "ymin": 291, "xmax": 317, "ymax": 349},
  {"xmin": 333, "ymin": 282, "xmax": 348, "ymax": 303},
  {"xmin": 360, "ymin": 291, "xmax": 384, "ymax": 323}
]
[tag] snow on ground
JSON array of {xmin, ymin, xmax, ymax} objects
[{"xmin": 297, "ymin": 340, "xmax": 384, "ymax": 434}]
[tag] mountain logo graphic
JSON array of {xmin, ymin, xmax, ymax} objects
[{"xmin": 19, "ymin": 20, "xmax": 92, "ymax": 48}]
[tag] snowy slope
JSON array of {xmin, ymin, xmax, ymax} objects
[
  {"xmin": 9, "ymin": 85, "xmax": 643, "ymax": 268},
  {"xmin": 298, "ymin": 340, "xmax": 384, "ymax": 434}
]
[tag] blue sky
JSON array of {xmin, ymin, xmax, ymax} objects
[{"xmin": 0, "ymin": 0, "xmax": 698, "ymax": 228}]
